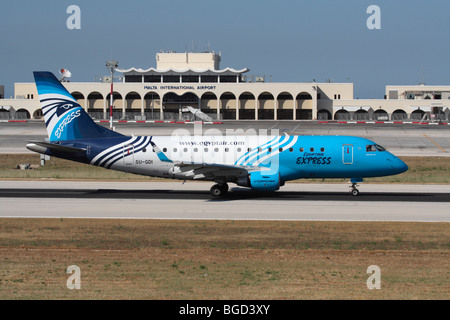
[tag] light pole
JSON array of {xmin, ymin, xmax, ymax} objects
[{"xmin": 106, "ymin": 60, "xmax": 118, "ymax": 130}]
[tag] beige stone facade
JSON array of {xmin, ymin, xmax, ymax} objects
[{"xmin": 1, "ymin": 52, "xmax": 449, "ymax": 121}]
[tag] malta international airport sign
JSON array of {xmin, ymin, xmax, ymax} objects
[{"xmin": 144, "ymin": 85, "xmax": 217, "ymax": 91}]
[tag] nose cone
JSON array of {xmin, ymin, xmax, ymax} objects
[{"xmin": 391, "ymin": 156, "xmax": 408, "ymax": 174}]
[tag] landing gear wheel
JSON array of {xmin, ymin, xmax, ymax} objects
[
  {"xmin": 210, "ymin": 184, "xmax": 222, "ymax": 197},
  {"xmin": 350, "ymin": 182, "xmax": 360, "ymax": 196},
  {"xmin": 210, "ymin": 183, "xmax": 228, "ymax": 197}
]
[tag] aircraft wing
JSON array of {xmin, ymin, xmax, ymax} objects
[{"xmin": 172, "ymin": 161, "xmax": 268, "ymax": 180}]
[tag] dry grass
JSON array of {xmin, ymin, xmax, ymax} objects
[
  {"xmin": 1, "ymin": 154, "xmax": 449, "ymax": 299},
  {"xmin": 0, "ymin": 219, "xmax": 448, "ymax": 300},
  {"xmin": 1, "ymin": 154, "xmax": 449, "ymax": 184}
]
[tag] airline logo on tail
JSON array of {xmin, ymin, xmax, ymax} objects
[
  {"xmin": 33, "ymin": 71, "xmax": 124, "ymax": 141},
  {"xmin": 56, "ymin": 103, "xmax": 78, "ymax": 116},
  {"xmin": 34, "ymin": 72, "xmax": 85, "ymax": 141},
  {"xmin": 54, "ymin": 107, "xmax": 82, "ymax": 140}
]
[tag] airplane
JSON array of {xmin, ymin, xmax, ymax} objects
[{"xmin": 26, "ymin": 71, "xmax": 408, "ymax": 197}]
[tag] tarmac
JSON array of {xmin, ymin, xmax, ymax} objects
[
  {"xmin": 1, "ymin": 121, "xmax": 449, "ymax": 223},
  {"xmin": 1, "ymin": 181, "xmax": 449, "ymax": 222}
]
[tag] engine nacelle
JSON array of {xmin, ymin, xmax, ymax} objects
[{"xmin": 237, "ymin": 170, "xmax": 281, "ymax": 191}]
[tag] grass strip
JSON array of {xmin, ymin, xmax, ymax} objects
[{"xmin": 1, "ymin": 154, "xmax": 450, "ymax": 184}]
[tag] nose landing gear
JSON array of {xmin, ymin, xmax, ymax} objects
[
  {"xmin": 350, "ymin": 183, "xmax": 360, "ymax": 196},
  {"xmin": 349, "ymin": 178, "xmax": 363, "ymax": 196}
]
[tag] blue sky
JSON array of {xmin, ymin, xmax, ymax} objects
[{"xmin": 1, "ymin": 0, "xmax": 449, "ymax": 99}]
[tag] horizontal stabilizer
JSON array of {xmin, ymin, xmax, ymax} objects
[{"xmin": 27, "ymin": 140, "xmax": 86, "ymax": 154}]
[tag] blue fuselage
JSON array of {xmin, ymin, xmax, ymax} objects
[
  {"xmin": 29, "ymin": 71, "xmax": 408, "ymax": 195},
  {"xmin": 33, "ymin": 135, "xmax": 408, "ymax": 186}
]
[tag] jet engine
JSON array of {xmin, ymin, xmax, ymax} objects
[{"xmin": 237, "ymin": 170, "xmax": 281, "ymax": 191}]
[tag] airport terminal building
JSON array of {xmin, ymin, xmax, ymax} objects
[{"xmin": 1, "ymin": 51, "xmax": 450, "ymax": 122}]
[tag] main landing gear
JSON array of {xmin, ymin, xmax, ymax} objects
[
  {"xmin": 349, "ymin": 178, "xmax": 363, "ymax": 196},
  {"xmin": 210, "ymin": 183, "xmax": 229, "ymax": 197}
]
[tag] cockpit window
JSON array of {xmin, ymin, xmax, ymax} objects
[
  {"xmin": 375, "ymin": 144, "xmax": 386, "ymax": 151},
  {"xmin": 366, "ymin": 144, "xmax": 387, "ymax": 152}
]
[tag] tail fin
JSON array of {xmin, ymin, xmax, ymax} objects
[{"xmin": 33, "ymin": 71, "xmax": 123, "ymax": 141}]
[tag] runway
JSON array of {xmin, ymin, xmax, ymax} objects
[
  {"xmin": 1, "ymin": 181, "xmax": 449, "ymax": 222},
  {"xmin": 1, "ymin": 121, "xmax": 449, "ymax": 222}
]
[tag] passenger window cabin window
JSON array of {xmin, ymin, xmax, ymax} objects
[
  {"xmin": 289, "ymin": 148, "xmax": 293, "ymax": 152},
  {"xmin": 279, "ymin": 148, "xmax": 283, "ymax": 152},
  {"xmin": 163, "ymin": 148, "xmax": 167, "ymax": 152},
  {"xmin": 310, "ymin": 148, "xmax": 314, "ymax": 152},
  {"xmin": 214, "ymin": 148, "xmax": 219, "ymax": 152},
  {"xmin": 300, "ymin": 147, "xmax": 304, "ymax": 152}
]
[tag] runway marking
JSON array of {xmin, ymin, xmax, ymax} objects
[
  {"xmin": 266, "ymin": 122, "xmax": 280, "ymax": 133},
  {"xmin": 289, "ymin": 123, "xmax": 301, "ymax": 134},
  {"xmin": 423, "ymin": 134, "xmax": 447, "ymax": 153}
]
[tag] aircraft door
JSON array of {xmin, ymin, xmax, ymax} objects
[
  {"xmin": 123, "ymin": 144, "xmax": 134, "ymax": 165},
  {"xmin": 342, "ymin": 144, "xmax": 353, "ymax": 165}
]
